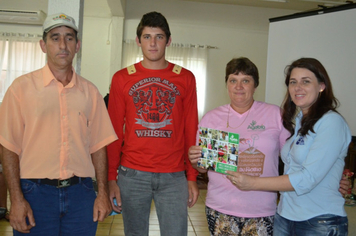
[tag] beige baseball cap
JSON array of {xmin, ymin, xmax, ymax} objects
[{"xmin": 43, "ymin": 13, "xmax": 78, "ymax": 33}]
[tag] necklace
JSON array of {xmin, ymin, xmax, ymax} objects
[{"xmin": 226, "ymin": 104, "xmax": 252, "ymax": 129}]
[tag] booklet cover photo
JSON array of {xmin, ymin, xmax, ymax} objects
[{"xmin": 197, "ymin": 127, "xmax": 239, "ymax": 174}]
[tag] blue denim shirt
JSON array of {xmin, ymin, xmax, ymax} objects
[{"xmin": 278, "ymin": 110, "xmax": 351, "ymax": 221}]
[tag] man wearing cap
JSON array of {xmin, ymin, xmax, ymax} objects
[{"xmin": 0, "ymin": 12, "xmax": 117, "ymax": 236}]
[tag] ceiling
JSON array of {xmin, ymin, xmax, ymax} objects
[
  {"xmin": 0, "ymin": 0, "xmax": 353, "ymax": 18},
  {"xmin": 180, "ymin": 0, "xmax": 354, "ymax": 11},
  {"xmin": 0, "ymin": 0, "xmax": 123, "ymax": 18}
]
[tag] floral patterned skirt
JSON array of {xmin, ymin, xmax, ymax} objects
[{"xmin": 206, "ymin": 206, "xmax": 274, "ymax": 236}]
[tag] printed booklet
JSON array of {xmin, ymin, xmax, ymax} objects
[{"xmin": 197, "ymin": 127, "xmax": 239, "ymax": 174}]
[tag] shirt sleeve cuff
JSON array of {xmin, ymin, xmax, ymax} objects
[{"xmin": 108, "ymin": 170, "xmax": 118, "ymax": 181}]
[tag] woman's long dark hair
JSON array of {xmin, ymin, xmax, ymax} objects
[{"xmin": 282, "ymin": 58, "xmax": 339, "ymax": 138}]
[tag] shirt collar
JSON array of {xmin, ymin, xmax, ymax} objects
[
  {"xmin": 42, "ymin": 64, "xmax": 84, "ymax": 92},
  {"xmin": 296, "ymin": 110, "xmax": 303, "ymax": 120}
]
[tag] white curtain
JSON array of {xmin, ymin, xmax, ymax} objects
[
  {"xmin": 122, "ymin": 40, "xmax": 208, "ymax": 119},
  {"xmin": 0, "ymin": 32, "xmax": 46, "ymax": 102}
]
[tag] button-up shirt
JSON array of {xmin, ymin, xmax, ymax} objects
[{"xmin": 0, "ymin": 64, "xmax": 117, "ymax": 179}]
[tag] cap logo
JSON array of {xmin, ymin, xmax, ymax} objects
[{"xmin": 53, "ymin": 14, "xmax": 71, "ymax": 22}]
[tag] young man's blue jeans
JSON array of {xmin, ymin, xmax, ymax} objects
[
  {"xmin": 117, "ymin": 166, "xmax": 189, "ymax": 236},
  {"xmin": 273, "ymin": 213, "xmax": 348, "ymax": 236},
  {"xmin": 14, "ymin": 178, "xmax": 97, "ymax": 236}
]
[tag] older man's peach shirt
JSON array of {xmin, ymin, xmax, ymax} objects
[{"xmin": 0, "ymin": 64, "xmax": 117, "ymax": 179}]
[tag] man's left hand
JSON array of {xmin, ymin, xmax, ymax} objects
[
  {"xmin": 93, "ymin": 192, "xmax": 112, "ymax": 222},
  {"xmin": 187, "ymin": 181, "xmax": 199, "ymax": 208}
]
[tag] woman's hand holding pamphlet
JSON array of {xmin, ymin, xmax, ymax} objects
[{"xmin": 197, "ymin": 127, "xmax": 239, "ymax": 174}]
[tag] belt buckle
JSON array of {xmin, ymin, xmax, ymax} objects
[{"xmin": 57, "ymin": 178, "xmax": 71, "ymax": 188}]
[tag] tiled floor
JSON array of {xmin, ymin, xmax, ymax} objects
[
  {"xmin": 95, "ymin": 189, "xmax": 210, "ymax": 236},
  {"xmin": 1, "ymin": 189, "xmax": 356, "ymax": 236},
  {"xmin": 0, "ymin": 190, "xmax": 210, "ymax": 236}
]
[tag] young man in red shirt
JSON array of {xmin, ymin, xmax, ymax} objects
[{"xmin": 107, "ymin": 11, "xmax": 199, "ymax": 236}]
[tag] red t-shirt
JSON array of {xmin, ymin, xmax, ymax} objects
[{"xmin": 107, "ymin": 62, "xmax": 199, "ymax": 181}]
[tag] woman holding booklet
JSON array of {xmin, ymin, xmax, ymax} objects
[
  {"xmin": 189, "ymin": 57, "xmax": 350, "ymax": 236},
  {"xmin": 227, "ymin": 58, "xmax": 350, "ymax": 235},
  {"xmin": 189, "ymin": 57, "xmax": 290, "ymax": 235}
]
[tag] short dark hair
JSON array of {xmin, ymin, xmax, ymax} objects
[
  {"xmin": 42, "ymin": 26, "xmax": 78, "ymax": 43},
  {"xmin": 136, "ymin": 12, "xmax": 171, "ymax": 44},
  {"xmin": 225, "ymin": 57, "xmax": 259, "ymax": 88}
]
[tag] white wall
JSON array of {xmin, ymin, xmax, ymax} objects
[
  {"xmin": 0, "ymin": 0, "xmax": 297, "ymax": 109},
  {"xmin": 266, "ymin": 7, "xmax": 356, "ymax": 135},
  {"xmin": 124, "ymin": 0, "xmax": 296, "ymax": 115},
  {"xmin": 81, "ymin": 16, "xmax": 115, "ymax": 96}
]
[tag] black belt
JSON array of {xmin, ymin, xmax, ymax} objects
[{"xmin": 28, "ymin": 176, "xmax": 88, "ymax": 188}]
